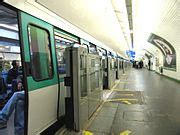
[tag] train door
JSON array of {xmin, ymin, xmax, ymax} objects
[
  {"xmin": 19, "ymin": 12, "xmax": 59, "ymax": 135},
  {"xmin": 54, "ymin": 29, "xmax": 79, "ymax": 119},
  {"xmin": 0, "ymin": 4, "xmax": 25, "ymax": 135}
]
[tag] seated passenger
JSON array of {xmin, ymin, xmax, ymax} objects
[
  {"xmin": 0, "ymin": 80, "xmax": 24, "ymax": 135},
  {"xmin": 12, "ymin": 75, "xmax": 23, "ymax": 92},
  {"xmin": 6, "ymin": 60, "xmax": 19, "ymax": 84},
  {"xmin": 0, "ymin": 77, "xmax": 7, "ymax": 94}
]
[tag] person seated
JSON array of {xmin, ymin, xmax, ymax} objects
[
  {"xmin": 0, "ymin": 91, "xmax": 24, "ymax": 127},
  {"xmin": 0, "ymin": 77, "xmax": 7, "ymax": 95},
  {"xmin": 6, "ymin": 60, "xmax": 19, "ymax": 85},
  {"xmin": 12, "ymin": 75, "xmax": 23, "ymax": 92},
  {"xmin": 0, "ymin": 77, "xmax": 7, "ymax": 108},
  {"xmin": 14, "ymin": 99, "xmax": 24, "ymax": 135},
  {"xmin": 0, "ymin": 78, "xmax": 24, "ymax": 135}
]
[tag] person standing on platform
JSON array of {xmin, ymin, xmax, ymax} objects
[{"xmin": 148, "ymin": 59, "xmax": 151, "ymax": 70}]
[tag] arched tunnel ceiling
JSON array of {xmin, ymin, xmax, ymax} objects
[
  {"xmin": 136, "ymin": 42, "xmax": 163, "ymax": 60},
  {"xmin": 3, "ymin": 0, "xmax": 179, "ymax": 59},
  {"xmin": 148, "ymin": 33, "xmax": 176, "ymax": 56},
  {"xmin": 36, "ymin": 0, "xmax": 129, "ymax": 56},
  {"xmin": 132, "ymin": 0, "xmax": 179, "ymax": 57}
]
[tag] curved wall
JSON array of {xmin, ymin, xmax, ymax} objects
[{"xmin": 153, "ymin": 0, "xmax": 180, "ymax": 80}]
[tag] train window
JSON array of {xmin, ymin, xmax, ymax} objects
[
  {"xmin": 0, "ymin": 5, "xmax": 22, "ymax": 88},
  {"xmin": 80, "ymin": 55, "xmax": 86, "ymax": 69},
  {"xmin": 28, "ymin": 25, "xmax": 53, "ymax": 80},
  {"xmin": 89, "ymin": 43, "xmax": 97, "ymax": 54},
  {"xmin": 90, "ymin": 58, "xmax": 100, "ymax": 92},
  {"xmin": 91, "ymin": 59, "xmax": 95, "ymax": 67},
  {"xmin": 0, "ymin": 4, "xmax": 25, "ymax": 135},
  {"xmin": 101, "ymin": 49, "xmax": 107, "ymax": 57},
  {"xmin": 55, "ymin": 36, "xmax": 72, "ymax": 75},
  {"xmin": 80, "ymin": 55, "xmax": 87, "ymax": 97}
]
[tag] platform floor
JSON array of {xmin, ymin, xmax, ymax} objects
[{"xmin": 59, "ymin": 69, "xmax": 180, "ymax": 135}]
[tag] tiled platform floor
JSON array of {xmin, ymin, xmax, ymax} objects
[{"xmin": 58, "ymin": 69, "xmax": 180, "ymax": 135}]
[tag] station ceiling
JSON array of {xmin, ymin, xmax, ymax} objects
[
  {"xmin": 36, "ymin": 0, "xmax": 130, "ymax": 56},
  {"xmin": 132, "ymin": 0, "xmax": 179, "ymax": 58},
  {"xmin": 2, "ymin": 0, "xmax": 179, "ymax": 58}
]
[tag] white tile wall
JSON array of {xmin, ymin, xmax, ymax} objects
[{"xmin": 153, "ymin": 0, "xmax": 180, "ymax": 80}]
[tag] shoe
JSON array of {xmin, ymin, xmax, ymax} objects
[{"xmin": 0, "ymin": 119, "xmax": 7, "ymax": 129}]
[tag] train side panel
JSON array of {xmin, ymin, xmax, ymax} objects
[{"xmin": 19, "ymin": 11, "xmax": 59, "ymax": 134}]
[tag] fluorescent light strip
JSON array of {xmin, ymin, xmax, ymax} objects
[{"xmin": 0, "ymin": 24, "xmax": 18, "ymax": 31}]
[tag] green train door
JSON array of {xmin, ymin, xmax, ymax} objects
[{"xmin": 19, "ymin": 12, "xmax": 58, "ymax": 135}]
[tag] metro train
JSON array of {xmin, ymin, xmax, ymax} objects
[{"xmin": 0, "ymin": 1, "xmax": 132, "ymax": 135}]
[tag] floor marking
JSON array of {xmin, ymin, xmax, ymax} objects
[
  {"xmin": 119, "ymin": 82, "xmax": 133, "ymax": 84},
  {"xmin": 121, "ymin": 100, "xmax": 132, "ymax": 105},
  {"xmin": 83, "ymin": 130, "xmax": 94, "ymax": 135},
  {"xmin": 120, "ymin": 130, "xmax": 132, "ymax": 135},
  {"xmin": 119, "ymin": 94, "xmax": 134, "ymax": 96},
  {"xmin": 105, "ymin": 98, "xmax": 138, "ymax": 102},
  {"xmin": 103, "ymin": 91, "xmax": 113, "ymax": 99},
  {"xmin": 83, "ymin": 102, "xmax": 105, "ymax": 130},
  {"xmin": 103, "ymin": 79, "xmax": 121, "ymax": 99},
  {"xmin": 83, "ymin": 80, "xmax": 121, "ymax": 130},
  {"xmin": 112, "ymin": 89, "xmax": 130, "ymax": 91}
]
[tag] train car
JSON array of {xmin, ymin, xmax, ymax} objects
[
  {"xmin": 0, "ymin": 1, "xmax": 131, "ymax": 135},
  {"xmin": 0, "ymin": 1, "xmax": 113, "ymax": 135}
]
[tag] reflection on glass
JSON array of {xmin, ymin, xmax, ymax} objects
[
  {"xmin": 80, "ymin": 55, "xmax": 87, "ymax": 97},
  {"xmin": 90, "ymin": 58, "xmax": 100, "ymax": 92},
  {"xmin": 89, "ymin": 44, "xmax": 97, "ymax": 54},
  {"xmin": 80, "ymin": 74, "xmax": 87, "ymax": 97},
  {"xmin": 28, "ymin": 25, "xmax": 53, "ymax": 80},
  {"xmin": 0, "ymin": 5, "xmax": 25, "ymax": 135},
  {"xmin": 54, "ymin": 34, "xmax": 74, "ymax": 118},
  {"xmin": 55, "ymin": 40, "xmax": 71, "ymax": 75}
]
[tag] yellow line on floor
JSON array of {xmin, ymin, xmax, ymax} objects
[
  {"xmin": 121, "ymin": 100, "xmax": 132, "ymax": 105},
  {"xmin": 119, "ymin": 94, "xmax": 134, "ymax": 96},
  {"xmin": 80, "ymin": 100, "xmax": 88, "ymax": 105},
  {"xmin": 111, "ymin": 88, "xmax": 130, "ymax": 91},
  {"xmin": 83, "ymin": 80, "xmax": 121, "ymax": 130},
  {"xmin": 83, "ymin": 102, "xmax": 105, "ymax": 130},
  {"xmin": 120, "ymin": 130, "xmax": 132, "ymax": 135},
  {"xmin": 83, "ymin": 130, "xmax": 94, "ymax": 135},
  {"xmin": 119, "ymin": 81, "xmax": 134, "ymax": 84},
  {"xmin": 105, "ymin": 98, "xmax": 138, "ymax": 102}
]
